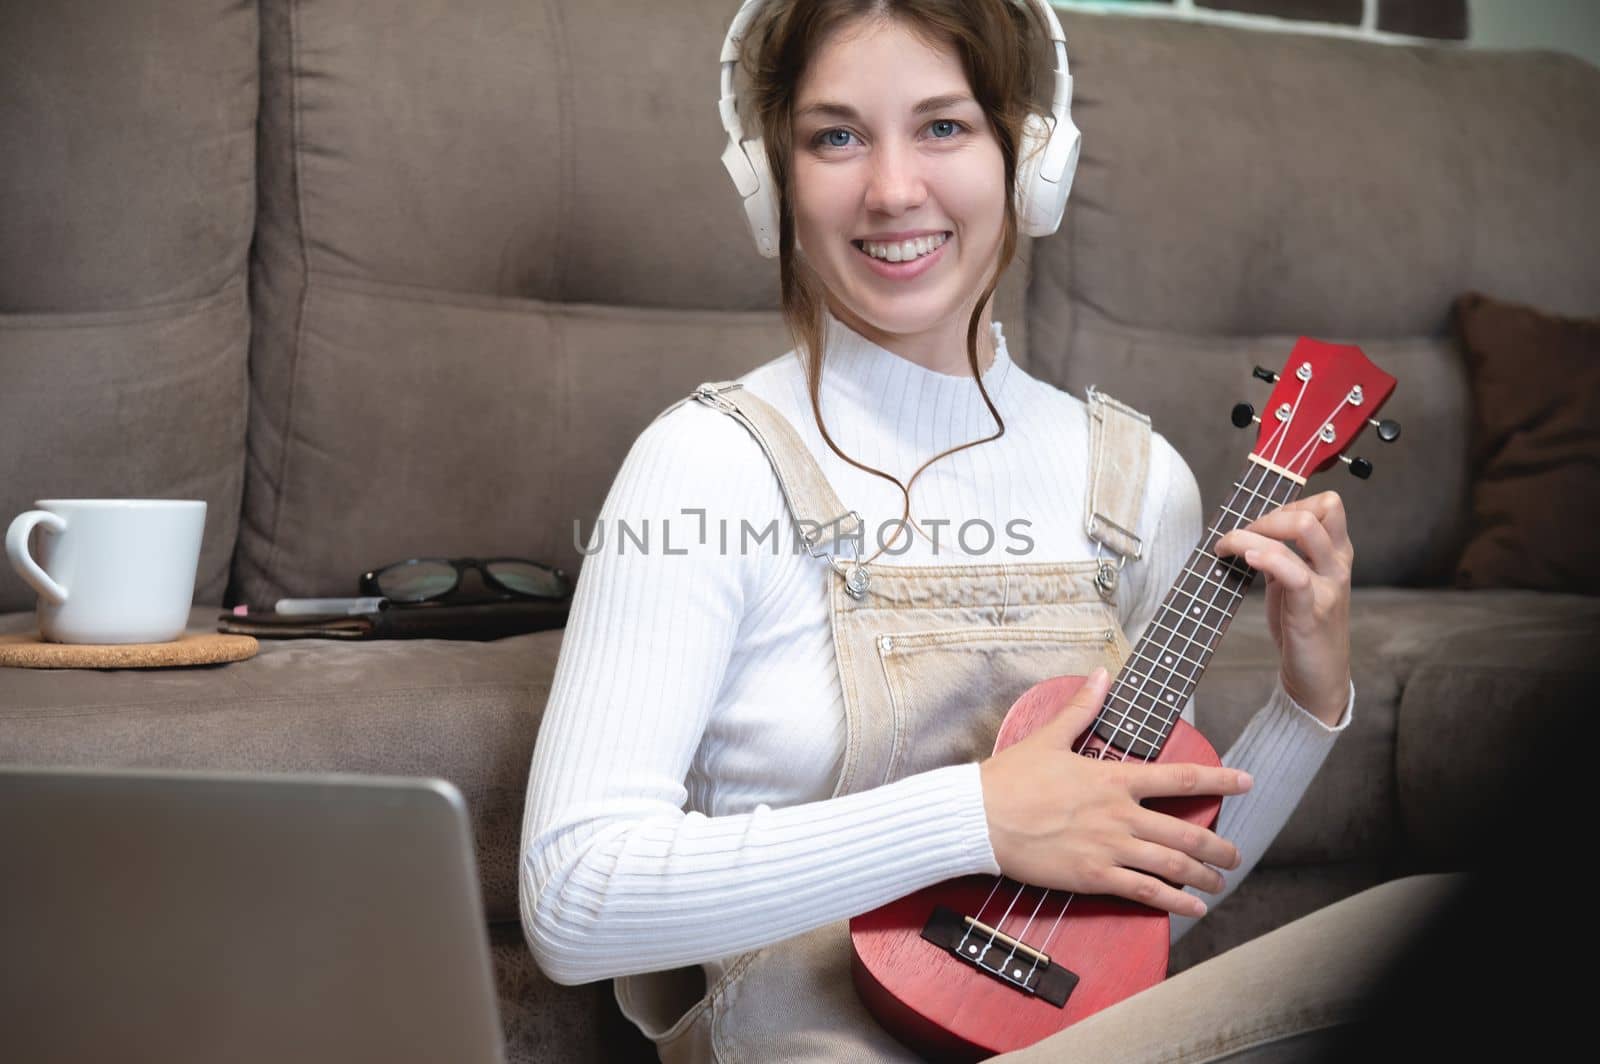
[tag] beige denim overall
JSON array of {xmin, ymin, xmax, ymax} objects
[{"xmin": 615, "ymin": 380, "xmax": 1154, "ymax": 1063}]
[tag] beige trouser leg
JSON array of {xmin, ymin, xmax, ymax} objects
[{"xmin": 990, "ymin": 873, "xmax": 1462, "ymax": 1064}]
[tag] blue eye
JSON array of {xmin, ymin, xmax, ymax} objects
[{"xmin": 812, "ymin": 120, "xmax": 966, "ymax": 151}]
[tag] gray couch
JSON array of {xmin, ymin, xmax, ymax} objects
[{"xmin": 4, "ymin": 2, "xmax": 1597, "ymax": 1060}]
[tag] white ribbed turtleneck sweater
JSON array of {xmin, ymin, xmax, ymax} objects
[{"xmin": 520, "ymin": 312, "xmax": 1352, "ymax": 988}]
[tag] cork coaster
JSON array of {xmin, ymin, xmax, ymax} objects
[{"xmin": 0, "ymin": 631, "xmax": 259, "ymax": 670}]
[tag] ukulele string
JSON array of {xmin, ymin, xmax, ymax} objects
[
  {"xmin": 1019, "ymin": 392, "xmax": 1333, "ymax": 978},
  {"xmin": 959, "ymin": 457, "xmax": 1277, "ymax": 978},
  {"xmin": 953, "ymin": 556, "xmax": 1194, "ymax": 966},
  {"xmin": 990, "ymin": 381, "xmax": 1328, "ymax": 988},
  {"xmin": 1010, "ymin": 457, "xmax": 1292, "ymax": 979},
  {"xmin": 1266, "ymin": 370, "xmax": 1311, "ymax": 469},
  {"xmin": 952, "ymin": 527, "xmax": 1199, "ymax": 962}
]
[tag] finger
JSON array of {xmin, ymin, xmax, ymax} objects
[
  {"xmin": 1129, "ymin": 807, "xmax": 1242, "ymax": 871},
  {"xmin": 1097, "ymin": 866, "xmax": 1208, "ymax": 919},
  {"xmin": 1218, "ymin": 508, "xmax": 1337, "ymax": 573},
  {"xmin": 1044, "ymin": 666, "xmax": 1113, "ymax": 745},
  {"xmin": 1214, "ymin": 529, "xmax": 1316, "ymax": 597},
  {"xmin": 1125, "ymin": 760, "xmax": 1253, "ymax": 802},
  {"xmin": 1113, "ymin": 836, "xmax": 1228, "ymax": 895},
  {"xmin": 1282, "ymin": 491, "xmax": 1351, "ymax": 559}
]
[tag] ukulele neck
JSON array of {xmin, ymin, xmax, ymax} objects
[{"xmin": 1092, "ymin": 458, "xmax": 1304, "ymax": 760}]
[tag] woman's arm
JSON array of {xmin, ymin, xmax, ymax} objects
[
  {"xmin": 518, "ymin": 403, "xmax": 998, "ymax": 985},
  {"xmin": 1125, "ymin": 437, "xmax": 1354, "ymax": 946}
]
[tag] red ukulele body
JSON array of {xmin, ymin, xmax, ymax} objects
[
  {"xmin": 849, "ymin": 338, "xmax": 1400, "ymax": 1060},
  {"xmin": 850, "ymin": 675, "xmax": 1222, "ymax": 1061}
]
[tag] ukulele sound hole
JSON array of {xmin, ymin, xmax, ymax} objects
[{"xmin": 920, "ymin": 905, "xmax": 1079, "ymax": 1008}]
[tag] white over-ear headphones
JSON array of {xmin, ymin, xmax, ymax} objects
[{"xmin": 717, "ymin": 0, "xmax": 1081, "ymax": 259}]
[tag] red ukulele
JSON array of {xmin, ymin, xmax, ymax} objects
[{"xmin": 850, "ymin": 339, "xmax": 1399, "ymax": 1060}]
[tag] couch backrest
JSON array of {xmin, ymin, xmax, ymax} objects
[
  {"xmin": 0, "ymin": 0, "xmax": 254, "ymax": 613},
  {"xmin": 6, "ymin": 2, "xmax": 1597, "ymax": 613},
  {"xmin": 234, "ymin": 0, "xmax": 1030, "ymax": 606},
  {"xmin": 1036, "ymin": 11, "xmax": 1600, "ymax": 585}
]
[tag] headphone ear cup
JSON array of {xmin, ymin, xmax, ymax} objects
[
  {"xmin": 1014, "ymin": 111, "xmax": 1080, "ymax": 238},
  {"xmin": 741, "ymin": 136, "xmax": 780, "ymax": 259}
]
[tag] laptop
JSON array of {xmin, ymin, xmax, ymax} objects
[{"xmin": 0, "ymin": 765, "xmax": 508, "ymax": 1064}]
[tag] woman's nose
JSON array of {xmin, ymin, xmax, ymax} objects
[{"xmin": 863, "ymin": 142, "xmax": 927, "ymax": 215}]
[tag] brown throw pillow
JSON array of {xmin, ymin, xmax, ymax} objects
[{"xmin": 1452, "ymin": 292, "xmax": 1600, "ymax": 594}]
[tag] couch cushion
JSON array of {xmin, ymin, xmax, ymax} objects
[
  {"xmin": 238, "ymin": 282, "xmax": 793, "ymax": 606},
  {"xmin": 0, "ymin": 289, "xmax": 248, "ymax": 614},
  {"xmin": 0, "ymin": 0, "xmax": 256, "ymax": 613},
  {"xmin": 1199, "ymin": 587, "xmax": 1600, "ymax": 867},
  {"xmin": 9, "ymin": 588, "xmax": 1588, "ymax": 924},
  {"xmin": 0, "ymin": 606, "xmax": 563, "ymax": 925},
  {"xmin": 1041, "ymin": 10, "xmax": 1600, "ymax": 339},
  {"xmin": 1028, "ymin": 10, "xmax": 1600, "ymax": 588},
  {"xmin": 1396, "ymin": 603, "xmax": 1600, "ymax": 862},
  {"xmin": 240, "ymin": 0, "xmax": 1031, "ymax": 607}
]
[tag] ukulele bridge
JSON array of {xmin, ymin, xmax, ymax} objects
[{"xmin": 920, "ymin": 905, "xmax": 1079, "ymax": 1008}]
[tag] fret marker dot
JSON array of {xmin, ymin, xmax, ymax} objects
[
  {"xmin": 1164, "ymin": 655, "xmax": 1174, "ymax": 665},
  {"xmin": 968, "ymin": 945, "xmax": 979, "ymax": 955},
  {"xmin": 1014, "ymin": 968, "xmax": 1024, "ymax": 979},
  {"xmin": 1214, "ymin": 568, "xmax": 1222, "ymax": 577},
  {"xmin": 1166, "ymin": 693, "xmax": 1176, "ymax": 703},
  {"xmin": 1192, "ymin": 606, "xmax": 1201, "ymax": 615}
]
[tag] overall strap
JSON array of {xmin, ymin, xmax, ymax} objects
[
  {"xmin": 1084, "ymin": 385, "xmax": 1152, "ymax": 596},
  {"xmin": 676, "ymin": 381, "xmax": 866, "ymax": 564}
]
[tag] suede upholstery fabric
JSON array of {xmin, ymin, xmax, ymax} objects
[
  {"xmin": 0, "ymin": 0, "xmax": 254, "ymax": 613},
  {"xmin": 237, "ymin": 0, "xmax": 1030, "ymax": 605},
  {"xmin": 4, "ymin": 2, "xmax": 1600, "ymax": 1061},
  {"xmin": 1030, "ymin": 15, "xmax": 1600, "ymax": 587},
  {"xmin": 8, "ymin": 588, "xmax": 1592, "ymax": 928},
  {"xmin": 0, "ymin": 606, "xmax": 559, "ymax": 926}
]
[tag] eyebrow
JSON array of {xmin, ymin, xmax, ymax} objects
[{"xmin": 794, "ymin": 93, "xmax": 978, "ymax": 123}]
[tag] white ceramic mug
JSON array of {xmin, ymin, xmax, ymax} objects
[{"xmin": 4, "ymin": 499, "xmax": 207, "ymax": 644}]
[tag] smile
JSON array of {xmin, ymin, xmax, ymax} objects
[{"xmin": 850, "ymin": 231, "xmax": 951, "ymax": 280}]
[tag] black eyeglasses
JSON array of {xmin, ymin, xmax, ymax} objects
[{"xmin": 360, "ymin": 557, "xmax": 572, "ymax": 604}]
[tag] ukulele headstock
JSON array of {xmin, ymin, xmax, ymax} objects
[{"xmin": 1233, "ymin": 338, "xmax": 1398, "ymax": 482}]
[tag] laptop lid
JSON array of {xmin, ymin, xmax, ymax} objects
[{"xmin": 0, "ymin": 765, "xmax": 507, "ymax": 1064}]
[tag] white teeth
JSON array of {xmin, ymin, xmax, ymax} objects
[{"xmin": 859, "ymin": 232, "xmax": 948, "ymax": 262}]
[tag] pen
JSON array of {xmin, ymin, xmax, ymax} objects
[{"xmin": 273, "ymin": 596, "xmax": 389, "ymax": 616}]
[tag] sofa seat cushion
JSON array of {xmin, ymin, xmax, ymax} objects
[
  {"xmin": 1198, "ymin": 587, "xmax": 1600, "ymax": 867},
  {"xmin": 0, "ymin": 606, "xmax": 563, "ymax": 924},
  {"xmin": 6, "ymin": 590, "xmax": 1595, "ymax": 921},
  {"xmin": 1397, "ymin": 606, "xmax": 1600, "ymax": 861}
]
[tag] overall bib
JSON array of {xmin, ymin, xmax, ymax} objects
[{"xmin": 616, "ymin": 379, "xmax": 1154, "ymax": 1063}]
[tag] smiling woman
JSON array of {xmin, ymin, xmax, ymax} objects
[{"xmin": 518, "ymin": 3, "xmax": 1452, "ymax": 1062}]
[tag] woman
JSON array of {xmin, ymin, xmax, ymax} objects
[{"xmin": 520, "ymin": 2, "xmax": 1453, "ymax": 1060}]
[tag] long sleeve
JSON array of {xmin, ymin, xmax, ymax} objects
[
  {"xmin": 1128, "ymin": 440, "xmax": 1353, "ymax": 946},
  {"xmin": 518, "ymin": 404, "xmax": 999, "ymax": 986}
]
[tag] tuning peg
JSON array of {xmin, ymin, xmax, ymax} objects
[
  {"xmin": 1230, "ymin": 402, "xmax": 1258, "ymax": 428},
  {"xmin": 1370, "ymin": 418, "xmax": 1401, "ymax": 442},
  {"xmin": 1252, "ymin": 366, "xmax": 1279, "ymax": 384},
  {"xmin": 1339, "ymin": 454, "xmax": 1373, "ymax": 479}
]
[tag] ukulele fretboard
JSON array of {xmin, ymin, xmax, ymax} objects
[{"xmin": 1091, "ymin": 460, "xmax": 1303, "ymax": 760}]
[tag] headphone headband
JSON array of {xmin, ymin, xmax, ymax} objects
[{"xmin": 717, "ymin": 0, "xmax": 1080, "ymax": 258}]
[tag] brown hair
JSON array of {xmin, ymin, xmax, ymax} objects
[{"xmin": 738, "ymin": 0, "xmax": 1052, "ymax": 558}]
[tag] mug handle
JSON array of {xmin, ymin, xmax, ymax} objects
[{"xmin": 5, "ymin": 510, "xmax": 69, "ymax": 605}]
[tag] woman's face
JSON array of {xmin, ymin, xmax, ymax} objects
[{"xmin": 790, "ymin": 16, "xmax": 1006, "ymax": 373}]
